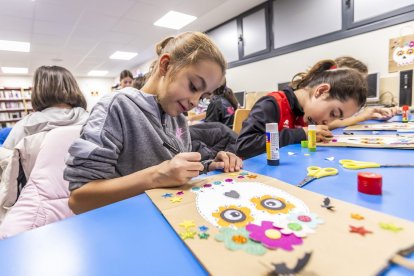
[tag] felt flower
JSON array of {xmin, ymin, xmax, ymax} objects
[
  {"xmin": 212, "ymin": 205, "xmax": 254, "ymax": 228},
  {"xmin": 251, "ymin": 195, "xmax": 295, "ymax": 214},
  {"xmin": 246, "ymin": 221, "xmax": 302, "ymax": 250},
  {"xmin": 272, "ymin": 212, "xmax": 323, "ymax": 238},
  {"xmin": 409, "ymin": 41, "xmax": 414, "ymax": 47},
  {"xmin": 215, "ymin": 227, "xmax": 266, "ymax": 256},
  {"xmin": 285, "ymin": 212, "xmax": 324, "ymax": 229}
]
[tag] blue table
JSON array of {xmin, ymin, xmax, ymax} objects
[{"xmin": 0, "ymin": 142, "xmax": 413, "ymax": 275}]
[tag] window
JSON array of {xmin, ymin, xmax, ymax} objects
[
  {"xmin": 206, "ymin": 0, "xmax": 414, "ymax": 69},
  {"xmin": 241, "ymin": 7, "xmax": 269, "ymax": 57},
  {"xmin": 208, "ymin": 19, "xmax": 239, "ymax": 63},
  {"xmin": 273, "ymin": 0, "xmax": 342, "ymax": 49}
]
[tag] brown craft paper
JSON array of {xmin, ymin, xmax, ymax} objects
[
  {"xmin": 317, "ymin": 135, "xmax": 414, "ymax": 149},
  {"xmin": 344, "ymin": 122, "xmax": 414, "ymax": 131},
  {"xmin": 146, "ymin": 171, "xmax": 414, "ymax": 276}
]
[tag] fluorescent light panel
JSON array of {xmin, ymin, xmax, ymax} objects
[
  {"xmin": 1, "ymin": 67, "xmax": 28, "ymax": 74},
  {"xmin": 88, "ymin": 70, "xmax": 108, "ymax": 76},
  {"xmin": 0, "ymin": 40, "xmax": 30, "ymax": 52},
  {"xmin": 154, "ymin": 11, "xmax": 197, "ymax": 30},
  {"xmin": 110, "ymin": 51, "xmax": 137, "ymax": 60}
]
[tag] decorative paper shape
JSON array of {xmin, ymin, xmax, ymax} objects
[
  {"xmin": 270, "ymin": 252, "xmax": 312, "ymax": 275},
  {"xmin": 224, "ymin": 190, "xmax": 240, "ymax": 199},
  {"xmin": 349, "ymin": 225, "xmax": 373, "ymax": 236},
  {"xmin": 379, "ymin": 222, "xmax": 403, "ymax": 233}
]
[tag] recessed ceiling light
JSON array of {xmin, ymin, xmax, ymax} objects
[
  {"xmin": 88, "ymin": 70, "xmax": 108, "ymax": 77},
  {"xmin": 1, "ymin": 67, "xmax": 28, "ymax": 74},
  {"xmin": 110, "ymin": 51, "xmax": 138, "ymax": 60},
  {"xmin": 0, "ymin": 40, "xmax": 30, "ymax": 52},
  {"xmin": 154, "ymin": 11, "xmax": 197, "ymax": 30}
]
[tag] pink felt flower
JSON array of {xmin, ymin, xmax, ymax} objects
[
  {"xmin": 409, "ymin": 41, "xmax": 414, "ymax": 47},
  {"xmin": 246, "ymin": 221, "xmax": 302, "ymax": 250}
]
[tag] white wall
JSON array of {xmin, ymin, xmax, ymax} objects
[
  {"xmin": 0, "ymin": 76, "xmax": 113, "ymax": 111},
  {"xmin": 226, "ymin": 21, "xmax": 414, "ymax": 94},
  {"xmin": 76, "ymin": 78, "xmax": 114, "ymax": 111}
]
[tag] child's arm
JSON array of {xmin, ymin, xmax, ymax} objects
[
  {"xmin": 236, "ymin": 97, "xmax": 280, "ymax": 159},
  {"xmin": 69, "ymin": 152, "xmax": 204, "ymax": 214},
  {"xmin": 328, "ymin": 107, "xmax": 399, "ymax": 130}
]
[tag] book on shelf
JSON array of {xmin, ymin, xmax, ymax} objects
[{"xmin": 0, "ymin": 87, "xmax": 32, "ymax": 129}]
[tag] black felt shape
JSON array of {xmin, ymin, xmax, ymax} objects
[
  {"xmin": 321, "ymin": 197, "xmax": 335, "ymax": 211},
  {"xmin": 268, "ymin": 252, "xmax": 312, "ymax": 275}
]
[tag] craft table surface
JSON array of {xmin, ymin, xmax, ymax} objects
[{"xmin": 0, "ymin": 125, "xmax": 413, "ymax": 275}]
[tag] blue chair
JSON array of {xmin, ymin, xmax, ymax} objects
[{"xmin": 0, "ymin": 128, "xmax": 12, "ymax": 146}]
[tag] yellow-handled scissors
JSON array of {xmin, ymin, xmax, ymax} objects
[
  {"xmin": 339, "ymin": 159, "xmax": 414, "ymax": 170},
  {"xmin": 297, "ymin": 166, "xmax": 338, "ymax": 188}
]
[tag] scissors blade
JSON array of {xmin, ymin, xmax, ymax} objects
[
  {"xmin": 382, "ymin": 164, "xmax": 414, "ymax": 167},
  {"xmin": 297, "ymin": 176, "xmax": 316, "ymax": 188}
]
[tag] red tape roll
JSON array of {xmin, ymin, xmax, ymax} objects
[{"xmin": 358, "ymin": 172, "xmax": 382, "ymax": 195}]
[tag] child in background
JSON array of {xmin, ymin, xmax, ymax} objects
[
  {"xmin": 119, "ymin": 70, "xmax": 134, "ymax": 89},
  {"xmin": 236, "ymin": 59, "xmax": 368, "ymax": 159},
  {"xmin": 64, "ymin": 32, "xmax": 242, "ymax": 214},
  {"xmin": 0, "ymin": 66, "xmax": 88, "ymax": 220},
  {"xmin": 205, "ymin": 82, "xmax": 238, "ymax": 129},
  {"xmin": 2, "ymin": 66, "xmax": 88, "ymax": 149},
  {"xmin": 132, "ymin": 73, "xmax": 147, "ymax": 90},
  {"xmin": 328, "ymin": 56, "xmax": 399, "ymax": 129}
]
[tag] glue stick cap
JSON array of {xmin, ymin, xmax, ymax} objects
[
  {"xmin": 308, "ymin": 124, "xmax": 316, "ymax": 130},
  {"xmin": 266, "ymin": 123, "xmax": 278, "ymax": 132},
  {"xmin": 402, "ymin": 105, "xmax": 409, "ymax": 111}
]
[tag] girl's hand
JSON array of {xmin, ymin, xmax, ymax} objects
[
  {"xmin": 209, "ymin": 151, "xmax": 243, "ymax": 173},
  {"xmin": 154, "ymin": 152, "xmax": 203, "ymax": 188},
  {"xmin": 315, "ymin": 125, "xmax": 333, "ymax": 142}
]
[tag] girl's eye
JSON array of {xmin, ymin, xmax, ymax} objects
[{"xmin": 190, "ymin": 82, "xmax": 197, "ymax": 92}]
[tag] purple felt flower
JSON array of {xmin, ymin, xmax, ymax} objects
[
  {"xmin": 409, "ymin": 41, "xmax": 414, "ymax": 47},
  {"xmin": 246, "ymin": 221, "xmax": 302, "ymax": 250}
]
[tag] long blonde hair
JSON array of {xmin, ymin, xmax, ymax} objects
[{"xmin": 150, "ymin": 32, "xmax": 227, "ymax": 78}]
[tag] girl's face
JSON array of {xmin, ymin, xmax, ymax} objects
[
  {"xmin": 157, "ymin": 58, "xmax": 223, "ymax": 117},
  {"xmin": 120, "ymin": 77, "xmax": 133, "ymax": 88},
  {"xmin": 303, "ymin": 84, "xmax": 360, "ymax": 125}
]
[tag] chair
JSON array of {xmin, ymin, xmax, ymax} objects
[
  {"xmin": 245, "ymin": 91, "xmax": 269, "ymax": 110},
  {"xmin": 232, "ymin": 109, "xmax": 251, "ymax": 134}
]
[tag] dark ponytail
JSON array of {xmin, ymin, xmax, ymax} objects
[{"xmin": 291, "ymin": 59, "xmax": 368, "ymax": 108}]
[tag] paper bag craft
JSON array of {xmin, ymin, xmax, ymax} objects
[
  {"xmin": 389, "ymin": 34, "xmax": 414, "ymax": 73},
  {"xmin": 146, "ymin": 171, "xmax": 414, "ymax": 276},
  {"xmin": 317, "ymin": 134, "xmax": 414, "ymax": 149},
  {"xmin": 344, "ymin": 122, "xmax": 414, "ymax": 131}
]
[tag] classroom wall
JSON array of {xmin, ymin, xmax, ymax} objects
[
  {"xmin": 225, "ymin": 21, "xmax": 414, "ymax": 102},
  {"xmin": 0, "ymin": 76, "xmax": 114, "ymax": 111}
]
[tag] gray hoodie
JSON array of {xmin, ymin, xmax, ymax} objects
[
  {"xmin": 64, "ymin": 87, "xmax": 191, "ymax": 191},
  {"xmin": 3, "ymin": 106, "xmax": 88, "ymax": 150}
]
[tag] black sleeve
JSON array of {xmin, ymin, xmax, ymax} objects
[
  {"xmin": 236, "ymin": 96, "xmax": 306, "ymax": 159},
  {"xmin": 204, "ymin": 100, "xmax": 222, "ymax": 123}
]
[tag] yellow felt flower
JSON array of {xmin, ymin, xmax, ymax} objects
[
  {"xmin": 212, "ymin": 205, "xmax": 254, "ymax": 228},
  {"xmin": 251, "ymin": 195, "xmax": 295, "ymax": 214}
]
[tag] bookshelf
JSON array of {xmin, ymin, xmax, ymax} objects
[{"xmin": 0, "ymin": 87, "xmax": 32, "ymax": 128}]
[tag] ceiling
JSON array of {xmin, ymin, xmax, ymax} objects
[{"xmin": 0, "ymin": 0, "xmax": 265, "ymax": 78}]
